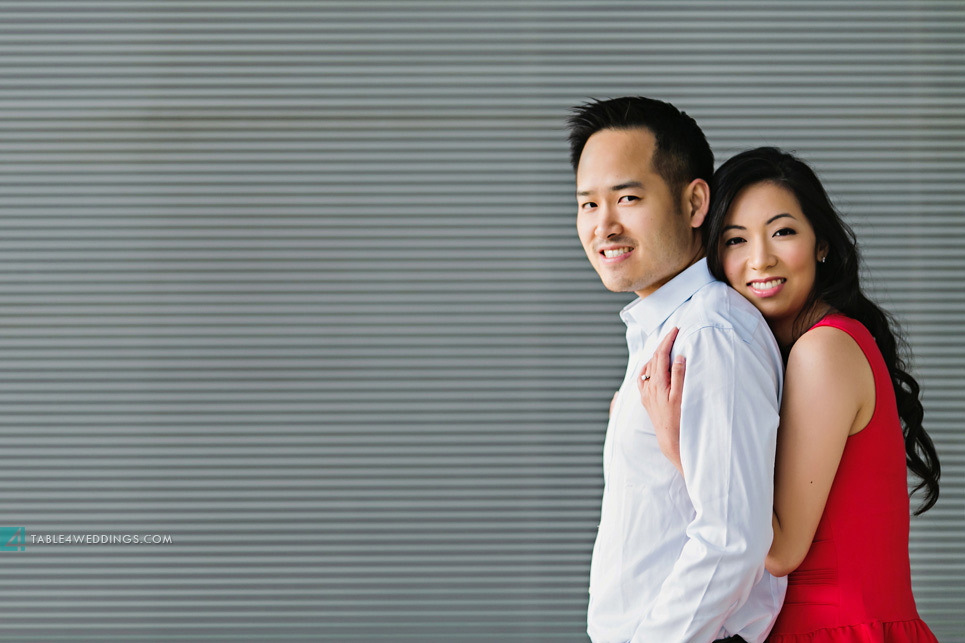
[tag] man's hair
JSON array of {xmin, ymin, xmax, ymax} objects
[{"xmin": 566, "ymin": 96, "xmax": 714, "ymax": 194}]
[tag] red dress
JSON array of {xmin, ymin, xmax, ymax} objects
[{"xmin": 767, "ymin": 315, "xmax": 937, "ymax": 642}]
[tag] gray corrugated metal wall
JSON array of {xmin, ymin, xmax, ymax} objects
[{"xmin": 0, "ymin": 1, "xmax": 961, "ymax": 641}]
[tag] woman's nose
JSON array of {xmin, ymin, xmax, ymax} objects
[{"xmin": 749, "ymin": 241, "xmax": 776, "ymax": 270}]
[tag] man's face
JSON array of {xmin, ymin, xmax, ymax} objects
[{"xmin": 576, "ymin": 128, "xmax": 700, "ymax": 298}]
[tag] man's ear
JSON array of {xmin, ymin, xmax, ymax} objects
[{"xmin": 684, "ymin": 178, "xmax": 710, "ymax": 229}]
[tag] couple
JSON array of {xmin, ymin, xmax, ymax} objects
[{"xmin": 569, "ymin": 96, "xmax": 940, "ymax": 642}]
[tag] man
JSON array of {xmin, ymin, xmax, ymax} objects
[{"xmin": 568, "ymin": 97, "xmax": 786, "ymax": 642}]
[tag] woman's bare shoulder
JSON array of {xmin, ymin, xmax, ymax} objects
[
  {"xmin": 785, "ymin": 323, "xmax": 875, "ymax": 432},
  {"xmin": 787, "ymin": 323, "xmax": 868, "ymax": 377}
]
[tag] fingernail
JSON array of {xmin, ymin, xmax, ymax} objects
[{"xmin": 675, "ymin": 356, "xmax": 686, "ymax": 365}]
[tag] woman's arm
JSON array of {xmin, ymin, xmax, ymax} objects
[
  {"xmin": 765, "ymin": 325, "xmax": 874, "ymax": 576},
  {"xmin": 641, "ymin": 324, "xmax": 875, "ymax": 577}
]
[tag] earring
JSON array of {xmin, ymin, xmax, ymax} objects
[{"xmin": 819, "ymin": 255, "xmax": 827, "ymax": 263}]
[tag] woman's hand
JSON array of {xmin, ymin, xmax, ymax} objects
[
  {"xmin": 609, "ymin": 390, "xmax": 619, "ymax": 417},
  {"xmin": 637, "ymin": 327, "xmax": 686, "ymax": 477}
]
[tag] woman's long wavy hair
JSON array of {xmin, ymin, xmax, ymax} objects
[{"xmin": 704, "ymin": 147, "xmax": 940, "ymax": 514}]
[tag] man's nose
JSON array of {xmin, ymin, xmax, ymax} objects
[{"xmin": 595, "ymin": 204, "xmax": 623, "ymax": 239}]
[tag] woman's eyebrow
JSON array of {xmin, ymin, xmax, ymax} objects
[{"xmin": 724, "ymin": 213, "xmax": 796, "ymax": 232}]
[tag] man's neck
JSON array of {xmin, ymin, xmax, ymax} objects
[{"xmin": 633, "ymin": 247, "xmax": 706, "ymax": 300}]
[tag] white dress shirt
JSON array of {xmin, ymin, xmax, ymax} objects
[{"xmin": 587, "ymin": 259, "xmax": 787, "ymax": 643}]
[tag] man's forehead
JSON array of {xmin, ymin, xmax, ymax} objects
[{"xmin": 578, "ymin": 129, "xmax": 656, "ymax": 179}]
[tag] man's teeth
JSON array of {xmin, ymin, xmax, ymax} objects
[
  {"xmin": 602, "ymin": 247, "xmax": 631, "ymax": 258},
  {"xmin": 751, "ymin": 279, "xmax": 785, "ymax": 290}
]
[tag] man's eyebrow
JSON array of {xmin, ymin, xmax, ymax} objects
[
  {"xmin": 577, "ymin": 181, "xmax": 644, "ymax": 198},
  {"xmin": 610, "ymin": 181, "xmax": 643, "ymax": 191}
]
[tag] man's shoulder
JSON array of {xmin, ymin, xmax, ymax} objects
[
  {"xmin": 674, "ymin": 280, "xmax": 770, "ymax": 344},
  {"xmin": 673, "ymin": 281, "xmax": 784, "ymax": 399}
]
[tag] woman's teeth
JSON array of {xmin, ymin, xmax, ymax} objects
[{"xmin": 751, "ymin": 279, "xmax": 785, "ymax": 289}]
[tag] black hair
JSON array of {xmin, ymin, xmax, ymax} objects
[
  {"xmin": 566, "ymin": 96, "xmax": 714, "ymax": 194},
  {"xmin": 706, "ymin": 147, "xmax": 940, "ymax": 514}
]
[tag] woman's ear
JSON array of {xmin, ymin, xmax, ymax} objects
[
  {"xmin": 817, "ymin": 240, "xmax": 830, "ymax": 263},
  {"xmin": 685, "ymin": 179, "xmax": 710, "ymax": 229}
]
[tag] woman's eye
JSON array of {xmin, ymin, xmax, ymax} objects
[
  {"xmin": 617, "ymin": 195, "xmax": 639, "ymax": 204},
  {"xmin": 580, "ymin": 201, "xmax": 597, "ymax": 211},
  {"xmin": 774, "ymin": 227, "xmax": 796, "ymax": 237},
  {"xmin": 724, "ymin": 237, "xmax": 745, "ymax": 247}
]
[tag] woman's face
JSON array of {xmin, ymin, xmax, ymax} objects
[{"xmin": 719, "ymin": 182, "xmax": 825, "ymax": 341}]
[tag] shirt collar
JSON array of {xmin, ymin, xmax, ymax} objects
[{"xmin": 620, "ymin": 258, "xmax": 715, "ymax": 335}]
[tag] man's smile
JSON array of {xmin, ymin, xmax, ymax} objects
[{"xmin": 600, "ymin": 246, "xmax": 634, "ymax": 260}]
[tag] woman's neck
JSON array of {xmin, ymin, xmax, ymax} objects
[{"xmin": 772, "ymin": 300, "xmax": 834, "ymax": 352}]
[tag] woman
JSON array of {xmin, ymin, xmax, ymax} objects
[{"xmin": 638, "ymin": 148, "xmax": 940, "ymax": 641}]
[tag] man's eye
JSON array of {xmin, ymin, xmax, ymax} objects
[
  {"xmin": 617, "ymin": 195, "xmax": 639, "ymax": 204},
  {"xmin": 580, "ymin": 201, "xmax": 597, "ymax": 210}
]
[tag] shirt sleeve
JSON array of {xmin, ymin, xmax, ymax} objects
[{"xmin": 631, "ymin": 324, "xmax": 781, "ymax": 643}]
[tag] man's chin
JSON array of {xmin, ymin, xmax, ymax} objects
[
  {"xmin": 598, "ymin": 276, "xmax": 635, "ymax": 294},
  {"xmin": 592, "ymin": 265, "xmax": 644, "ymax": 294}
]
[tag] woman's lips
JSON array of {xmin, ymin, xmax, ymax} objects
[{"xmin": 747, "ymin": 277, "xmax": 786, "ymax": 297}]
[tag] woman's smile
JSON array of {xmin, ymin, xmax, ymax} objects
[{"xmin": 747, "ymin": 277, "xmax": 787, "ymax": 297}]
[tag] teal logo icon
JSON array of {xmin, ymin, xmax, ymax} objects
[{"xmin": 1, "ymin": 527, "xmax": 26, "ymax": 552}]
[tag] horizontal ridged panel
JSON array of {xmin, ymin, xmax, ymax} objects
[{"xmin": 0, "ymin": 1, "xmax": 962, "ymax": 641}]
